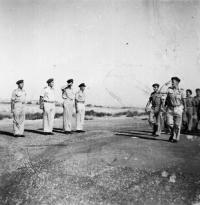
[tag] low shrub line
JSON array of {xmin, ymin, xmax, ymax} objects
[{"xmin": 0, "ymin": 110, "xmax": 146, "ymax": 121}]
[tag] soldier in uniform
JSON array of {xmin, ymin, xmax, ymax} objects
[
  {"xmin": 193, "ymin": 88, "xmax": 200, "ymax": 131},
  {"xmin": 145, "ymin": 83, "xmax": 162, "ymax": 136},
  {"xmin": 161, "ymin": 77, "xmax": 185, "ymax": 143},
  {"xmin": 75, "ymin": 83, "xmax": 86, "ymax": 133},
  {"xmin": 61, "ymin": 79, "xmax": 75, "ymax": 134},
  {"xmin": 182, "ymin": 89, "xmax": 194, "ymax": 132},
  {"xmin": 11, "ymin": 80, "xmax": 26, "ymax": 137},
  {"xmin": 39, "ymin": 78, "xmax": 55, "ymax": 135}
]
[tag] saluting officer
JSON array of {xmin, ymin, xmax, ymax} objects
[
  {"xmin": 61, "ymin": 79, "xmax": 75, "ymax": 134},
  {"xmin": 182, "ymin": 89, "xmax": 194, "ymax": 132},
  {"xmin": 145, "ymin": 83, "xmax": 162, "ymax": 136},
  {"xmin": 40, "ymin": 78, "xmax": 55, "ymax": 135},
  {"xmin": 162, "ymin": 77, "xmax": 185, "ymax": 143},
  {"xmin": 193, "ymin": 88, "xmax": 200, "ymax": 131},
  {"xmin": 75, "ymin": 83, "xmax": 86, "ymax": 133},
  {"xmin": 11, "ymin": 80, "xmax": 26, "ymax": 137}
]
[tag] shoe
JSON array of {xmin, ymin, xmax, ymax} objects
[
  {"xmin": 76, "ymin": 130, "xmax": 85, "ymax": 133},
  {"xmin": 43, "ymin": 132, "xmax": 51, "ymax": 135},
  {"xmin": 19, "ymin": 135, "xmax": 25, "ymax": 137},
  {"xmin": 49, "ymin": 132, "xmax": 54, "ymax": 135},
  {"xmin": 64, "ymin": 131, "xmax": 72, "ymax": 134},
  {"xmin": 14, "ymin": 134, "xmax": 20, "ymax": 138}
]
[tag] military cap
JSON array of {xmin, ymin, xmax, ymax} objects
[
  {"xmin": 171, "ymin": 76, "xmax": 181, "ymax": 83},
  {"xmin": 196, "ymin": 88, "xmax": 200, "ymax": 92},
  {"xmin": 46, "ymin": 78, "xmax": 54, "ymax": 84},
  {"xmin": 16, "ymin": 80, "xmax": 24, "ymax": 85},
  {"xmin": 67, "ymin": 79, "xmax": 74, "ymax": 84},
  {"xmin": 79, "ymin": 83, "xmax": 86, "ymax": 87},
  {"xmin": 152, "ymin": 83, "xmax": 159, "ymax": 88},
  {"xmin": 186, "ymin": 89, "xmax": 192, "ymax": 94}
]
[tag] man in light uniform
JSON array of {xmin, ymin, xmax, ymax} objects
[
  {"xmin": 40, "ymin": 78, "xmax": 55, "ymax": 135},
  {"xmin": 182, "ymin": 89, "xmax": 194, "ymax": 132},
  {"xmin": 162, "ymin": 77, "xmax": 185, "ymax": 143},
  {"xmin": 61, "ymin": 79, "xmax": 75, "ymax": 134},
  {"xmin": 11, "ymin": 80, "xmax": 26, "ymax": 137},
  {"xmin": 75, "ymin": 83, "xmax": 86, "ymax": 133},
  {"xmin": 193, "ymin": 88, "xmax": 200, "ymax": 131},
  {"xmin": 145, "ymin": 83, "xmax": 162, "ymax": 136}
]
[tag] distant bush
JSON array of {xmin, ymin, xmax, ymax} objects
[
  {"xmin": 25, "ymin": 113, "xmax": 43, "ymax": 120},
  {"xmin": 86, "ymin": 104, "xmax": 92, "ymax": 107},
  {"xmin": 112, "ymin": 112, "xmax": 127, "ymax": 117},
  {"xmin": 85, "ymin": 110, "xmax": 112, "ymax": 117},
  {"xmin": 0, "ymin": 114, "xmax": 12, "ymax": 120}
]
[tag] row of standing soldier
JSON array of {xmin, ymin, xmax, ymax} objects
[
  {"xmin": 11, "ymin": 78, "xmax": 86, "ymax": 137},
  {"xmin": 146, "ymin": 77, "xmax": 200, "ymax": 143}
]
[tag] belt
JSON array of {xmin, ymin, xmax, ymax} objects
[
  {"xmin": 63, "ymin": 98, "xmax": 73, "ymax": 101},
  {"xmin": 44, "ymin": 100, "xmax": 55, "ymax": 103},
  {"xmin": 76, "ymin": 101, "xmax": 85, "ymax": 104}
]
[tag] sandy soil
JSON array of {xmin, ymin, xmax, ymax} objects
[{"xmin": 0, "ymin": 117, "xmax": 200, "ymax": 205}]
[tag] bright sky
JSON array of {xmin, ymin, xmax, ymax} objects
[{"xmin": 0, "ymin": 0, "xmax": 200, "ymax": 107}]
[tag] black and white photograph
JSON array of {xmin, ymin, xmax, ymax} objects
[{"xmin": 0, "ymin": 0, "xmax": 200, "ymax": 204}]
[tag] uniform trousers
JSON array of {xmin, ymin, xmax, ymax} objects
[
  {"xmin": 166, "ymin": 106, "xmax": 183, "ymax": 141},
  {"xmin": 76, "ymin": 102, "xmax": 85, "ymax": 131},
  {"xmin": 149, "ymin": 107, "xmax": 161, "ymax": 135},
  {"xmin": 13, "ymin": 102, "xmax": 25, "ymax": 135},
  {"xmin": 63, "ymin": 100, "xmax": 74, "ymax": 131},
  {"xmin": 182, "ymin": 107, "xmax": 193, "ymax": 131},
  {"xmin": 43, "ymin": 102, "xmax": 55, "ymax": 133}
]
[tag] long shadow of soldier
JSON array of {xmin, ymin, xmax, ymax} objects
[
  {"xmin": 0, "ymin": 130, "xmax": 14, "ymax": 137},
  {"xmin": 181, "ymin": 130, "xmax": 200, "ymax": 137},
  {"xmin": 24, "ymin": 129, "xmax": 48, "ymax": 135},
  {"xmin": 115, "ymin": 130, "xmax": 168, "ymax": 142}
]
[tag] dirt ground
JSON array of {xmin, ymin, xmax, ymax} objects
[{"xmin": 0, "ymin": 117, "xmax": 200, "ymax": 205}]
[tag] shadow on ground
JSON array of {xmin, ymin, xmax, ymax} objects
[{"xmin": 0, "ymin": 131, "xmax": 14, "ymax": 137}]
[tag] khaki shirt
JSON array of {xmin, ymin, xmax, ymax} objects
[
  {"xmin": 184, "ymin": 97, "xmax": 195, "ymax": 108},
  {"xmin": 149, "ymin": 92, "xmax": 162, "ymax": 108},
  {"xmin": 62, "ymin": 88, "xmax": 75, "ymax": 100},
  {"xmin": 75, "ymin": 90, "xmax": 86, "ymax": 103},
  {"xmin": 40, "ymin": 86, "xmax": 55, "ymax": 102},
  {"xmin": 193, "ymin": 96, "xmax": 200, "ymax": 114},
  {"xmin": 165, "ymin": 87, "xmax": 184, "ymax": 107},
  {"xmin": 11, "ymin": 88, "xmax": 26, "ymax": 103}
]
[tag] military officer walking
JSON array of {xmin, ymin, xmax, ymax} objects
[
  {"xmin": 61, "ymin": 79, "xmax": 75, "ymax": 134},
  {"xmin": 40, "ymin": 78, "xmax": 55, "ymax": 135},
  {"xmin": 193, "ymin": 88, "xmax": 200, "ymax": 131},
  {"xmin": 75, "ymin": 83, "xmax": 86, "ymax": 133},
  {"xmin": 182, "ymin": 89, "xmax": 194, "ymax": 132},
  {"xmin": 161, "ymin": 77, "xmax": 185, "ymax": 143},
  {"xmin": 11, "ymin": 80, "xmax": 26, "ymax": 137},
  {"xmin": 145, "ymin": 83, "xmax": 162, "ymax": 136}
]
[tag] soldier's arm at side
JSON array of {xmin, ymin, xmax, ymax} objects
[
  {"xmin": 11, "ymin": 91, "xmax": 15, "ymax": 113},
  {"xmin": 145, "ymin": 96, "xmax": 151, "ymax": 112},
  {"xmin": 39, "ymin": 96, "xmax": 44, "ymax": 110}
]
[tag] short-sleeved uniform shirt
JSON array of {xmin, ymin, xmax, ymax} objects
[
  {"xmin": 149, "ymin": 92, "xmax": 162, "ymax": 109},
  {"xmin": 193, "ymin": 96, "xmax": 200, "ymax": 114},
  {"xmin": 185, "ymin": 97, "xmax": 195, "ymax": 108},
  {"xmin": 40, "ymin": 86, "xmax": 55, "ymax": 102},
  {"xmin": 62, "ymin": 88, "xmax": 75, "ymax": 100},
  {"xmin": 165, "ymin": 87, "xmax": 184, "ymax": 108},
  {"xmin": 75, "ymin": 90, "xmax": 86, "ymax": 103},
  {"xmin": 11, "ymin": 88, "xmax": 26, "ymax": 103}
]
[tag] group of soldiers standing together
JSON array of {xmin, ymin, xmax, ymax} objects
[
  {"xmin": 11, "ymin": 78, "xmax": 87, "ymax": 137},
  {"xmin": 146, "ymin": 76, "xmax": 200, "ymax": 143}
]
